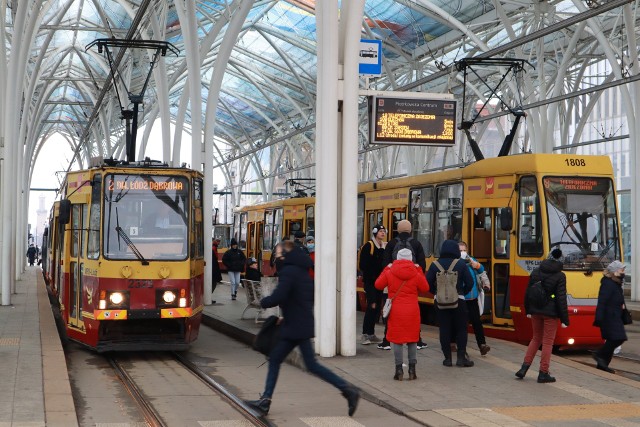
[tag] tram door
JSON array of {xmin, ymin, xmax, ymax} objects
[
  {"xmin": 470, "ymin": 206, "xmax": 514, "ymax": 327},
  {"xmin": 68, "ymin": 204, "xmax": 86, "ymax": 330},
  {"xmin": 366, "ymin": 211, "xmax": 383, "ymax": 239},
  {"xmin": 388, "ymin": 209, "xmax": 406, "ymax": 239},
  {"xmin": 247, "ymin": 222, "xmax": 257, "ymax": 260}
]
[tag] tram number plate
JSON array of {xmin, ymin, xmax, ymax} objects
[
  {"xmin": 565, "ymin": 158, "xmax": 586, "ymax": 167},
  {"xmin": 128, "ymin": 279, "xmax": 153, "ymax": 288}
]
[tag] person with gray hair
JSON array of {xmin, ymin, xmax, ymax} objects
[
  {"xmin": 593, "ymin": 260, "xmax": 628, "ymax": 373},
  {"xmin": 375, "ymin": 248, "xmax": 429, "ymax": 380}
]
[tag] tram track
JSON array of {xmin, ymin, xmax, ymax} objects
[
  {"xmin": 562, "ymin": 351, "xmax": 640, "ymax": 382},
  {"xmin": 107, "ymin": 353, "xmax": 274, "ymax": 427}
]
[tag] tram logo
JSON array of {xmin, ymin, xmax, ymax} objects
[{"xmin": 485, "ymin": 177, "xmax": 494, "ymax": 195}]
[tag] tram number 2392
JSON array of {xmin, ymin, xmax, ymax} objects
[
  {"xmin": 565, "ymin": 158, "xmax": 586, "ymax": 167},
  {"xmin": 128, "ymin": 279, "xmax": 153, "ymax": 288}
]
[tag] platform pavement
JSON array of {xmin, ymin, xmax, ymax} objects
[
  {"xmin": 0, "ymin": 267, "xmax": 78, "ymax": 427},
  {"xmin": 206, "ymin": 282, "xmax": 640, "ymax": 427}
]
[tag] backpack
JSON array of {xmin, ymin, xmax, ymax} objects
[
  {"xmin": 391, "ymin": 237, "xmax": 416, "ymax": 262},
  {"xmin": 357, "ymin": 240, "xmax": 375, "ymax": 273},
  {"xmin": 433, "ymin": 259, "xmax": 460, "ymax": 309},
  {"xmin": 526, "ymin": 277, "xmax": 548, "ymax": 309}
]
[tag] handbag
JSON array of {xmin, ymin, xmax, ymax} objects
[
  {"xmin": 382, "ymin": 280, "xmax": 407, "ymax": 320},
  {"xmin": 253, "ymin": 315, "xmax": 281, "ymax": 356},
  {"xmin": 622, "ymin": 307, "xmax": 633, "ymax": 325}
]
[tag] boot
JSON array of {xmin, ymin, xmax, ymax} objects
[
  {"xmin": 479, "ymin": 344, "xmax": 491, "ymax": 356},
  {"xmin": 537, "ymin": 371, "xmax": 556, "ymax": 383},
  {"xmin": 393, "ymin": 364, "xmax": 403, "ymax": 380},
  {"xmin": 515, "ymin": 363, "xmax": 530, "ymax": 379},
  {"xmin": 245, "ymin": 396, "xmax": 271, "ymax": 415},
  {"xmin": 456, "ymin": 351, "xmax": 474, "ymax": 367},
  {"xmin": 408, "ymin": 363, "xmax": 417, "ymax": 380},
  {"xmin": 342, "ymin": 386, "xmax": 360, "ymax": 417}
]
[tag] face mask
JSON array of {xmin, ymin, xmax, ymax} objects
[
  {"xmin": 617, "ymin": 273, "xmax": 625, "ymax": 280},
  {"xmin": 307, "ymin": 244, "xmax": 315, "ymax": 250},
  {"xmin": 460, "ymin": 251, "xmax": 468, "ymax": 259}
]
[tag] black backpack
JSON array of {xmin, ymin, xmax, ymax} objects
[
  {"xmin": 391, "ymin": 236, "xmax": 416, "ymax": 262},
  {"xmin": 253, "ymin": 315, "xmax": 281, "ymax": 356},
  {"xmin": 526, "ymin": 277, "xmax": 548, "ymax": 309}
]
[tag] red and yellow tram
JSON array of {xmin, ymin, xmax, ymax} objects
[
  {"xmin": 226, "ymin": 154, "xmax": 622, "ymax": 349},
  {"xmin": 43, "ymin": 159, "xmax": 205, "ymax": 352}
]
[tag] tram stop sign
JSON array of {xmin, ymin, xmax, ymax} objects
[{"xmin": 359, "ymin": 39, "xmax": 382, "ymax": 76}]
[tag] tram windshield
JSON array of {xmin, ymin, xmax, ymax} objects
[
  {"xmin": 543, "ymin": 176, "xmax": 620, "ymax": 271},
  {"xmin": 103, "ymin": 174, "xmax": 189, "ymax": 261}
]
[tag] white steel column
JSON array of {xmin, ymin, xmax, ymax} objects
[
  {"xmin": 315, "ymin": 0, "xmax": 339, "ymax": 357},
  {"xmin": 337, "ymin": 0, "xmax": 365, "ymax": 357},
  {"xmin": 201, "ymin": 0, "xmax": 252, "ymax": 305}
]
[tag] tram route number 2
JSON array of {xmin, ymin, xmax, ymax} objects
[
  {"xmin": 565, "ymin": 158, "xmax": 586, "ymax": 167},
  {"xmin": 128, "ymin": 279, "xmax": 153, "ymax": 288}
]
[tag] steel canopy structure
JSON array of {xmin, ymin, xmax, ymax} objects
[{"xmin": 1, "ymin": 0, "xmax": 639, "ymax": 309}]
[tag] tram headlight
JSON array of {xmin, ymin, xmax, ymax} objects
[
  {"xmin": 109, "ymin": 292, "xmax": 125, "ymax": 305},
  {"xmin": 162, "ymin": 291, "xmax": 177, "ymax": 304}
]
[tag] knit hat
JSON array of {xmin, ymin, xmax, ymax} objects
[
  {"xmin": 248, "ymin": 257, "xmax": 258, "ymax": 265},
  {"xmin": 294, "ymin": 230, "xmax": 305, "ymax": 239},
  {"xmin": 397, "ymin": 220, "xmax": 411, "ymax": 233},
  {"xmin": 305, "ymin": 236, "xmax": 314, "ymax": 243},
  {"xmin": 396, "ymin": 248, "xmax": 413, "ymax": 261},
  {"xmin": 606, "ymin": 260, "xmax": 625, "ymax": 274},
  {"xmin": 372, "ymin": 224, "xmax": 385, "ymax": 237},
  {"xmin": 548, "ymin": 248, "xmax": 564, "ymax": 263},
  {"xmin": 230, "ymin": 238, "xmax": 238, "ymax": 246}
]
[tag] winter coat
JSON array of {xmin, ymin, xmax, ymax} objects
[
  {"xmin": 594, "ymin": 276, "xmax": 627, "ymax": 341},
  {"xmin": 383, "ymin": 232, "xmax": 426, "ymax": 272},
  {"xmin": 375, "ymin": 259, "xmax": 428, "ymax": 344},
  {"xmin": 462, "ymin": 255, "xmax": 485, "ymax": 300},
  {"xmin": 211, "ymin": 243, "xmax": 223, "ymax": 283},
  {"xmin": 260, "ymin": 249, "xmax": 315, "ymax": 340},
  {"xmin": 245, "ymin": 267, "xmax": 262, "ymax": 282},
  {"xmin": 524, "ymin": 258, "xmax": 569, "ymax": 325},
  {"xmin": 26, "ymin": 246, "xmax": 37, "ymax": 261},
  {"xmin": 358, "ymin": 240, "xmax": 386, "ymax": 289},
  {"xmin": 426, "ymin": 240, "xmax": 474, "ymax": 297},
  {"xmin": 222, "ymin": 248, "xmax": 246, "ymax": 272}
]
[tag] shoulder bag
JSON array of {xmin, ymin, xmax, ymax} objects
[{"xmin": 382, "ymin": 280, "xmax": 407, "ymax": 320}]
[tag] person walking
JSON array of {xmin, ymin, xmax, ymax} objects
[
  {"xmin": 211, "ymin": 238, "xmax": 223, "ymax": 303},
  {"xmin": 382, "ymin": 219, "xmax": 428, "ymax": 350},
  {"xmin": 27, "ymin": 244, "xmax": 37, "ymax": 266},
  {"xmin": 222, "ymin": 238, "xmax": 246, "ymax": 300},
  {"xmin": 358, "ymin": 224, "xmax": 387, "ymax": 345},
  {"xmin": 375, "ymin": 248, "xmax": 428, "ymax": 380},
  {"xmin": 426, "ymin": 239, "xmax": 475, "ymax": 367},
  {"xmin": 244, "ymin": 240, "xmax": 360, "ymax": 417},
  {"xmin": 515, "ymin": 249, "xmax": 569, "ymax": 382},
  {"xmin": 593, "ymin": 260, "xmax": 628, "ymax": 373}
]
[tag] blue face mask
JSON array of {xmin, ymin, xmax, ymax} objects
[{"xmin": 307, "ymin": 244, "xmax": 315, "ymax": 250}]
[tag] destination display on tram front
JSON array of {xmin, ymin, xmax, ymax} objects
[{"xmin": 369, "ymin": 96, "xmax": 456, "ymax": 146}]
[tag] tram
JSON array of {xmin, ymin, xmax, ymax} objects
[
  {"xmin": 42, "ymin": 158, "xmax": 205, "ymax": 352},
  {"xmin": 228, "ymin": 153, "xmax": 621, "ymax": 349}
]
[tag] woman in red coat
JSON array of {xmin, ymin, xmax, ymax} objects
[{"xmin": 375, "ymin": 248, "xmax": 429, "ymax": 381}]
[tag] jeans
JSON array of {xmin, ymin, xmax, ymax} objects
[
  {"xmin": 362, "ymin": 284, "xmax": 382, "ymax": 336},
  {"xmin": 228, "ymin": 271, "xmax": 241, "ymax": 295},
  {"xmin": 595, "ymin": 338, "xmax": 625, "ymax": 366},
  {"xmin": 437, "ymin": 300, "xmax": 468, "ymax": 359},
  {"xmin": 392, "ymin": 343, "xmax": 417, "ymax": 366},
  {"xmin": 263, "ymin": 338, "xmax": 349, "ymax": 398},
  {"xmin": 524, "ymin": 315, "xmax": 558, "ymax": 372}
]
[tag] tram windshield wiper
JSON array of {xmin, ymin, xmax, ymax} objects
[{"xmin": 115, "ymin": 226, "xmax": 149, "ymax": 265}]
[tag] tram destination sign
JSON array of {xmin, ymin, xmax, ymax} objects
[{"xmin": 369, "ymin": 95, "xmax": 456, "ymax": 146}]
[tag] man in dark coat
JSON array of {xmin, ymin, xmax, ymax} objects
[
  {"xmin": 426, "ymin": 239, "xmax": 474, "ymax": 367},
  {"xmin": 593, "ymin": 260, "xmax": 628, "ymax": 373},
  {"xmin": 245, "ymin": 240, "xmax": 360, "ymax": 417},
  {"xmin": 222, "ymin": 238, "xmax": 246, "ymax": 300},
  {"xmin": 358, "ymin": 224, "xmax": 387, "ymax": 345},
  {"xmin": 26, "ymin": 244, "xmax": 37, "ymax": 266},
  {"xmin": 516, "ymin": 249, "xmax": 569, "ymax": 383}
]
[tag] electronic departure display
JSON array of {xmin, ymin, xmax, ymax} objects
[{"xmin": 369, "ymin": 96, "xmax": 456, "ymax": 146}]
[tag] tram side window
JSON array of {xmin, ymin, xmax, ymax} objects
[
  {"xmin": 409, "ymin": 187, "xmax": 434, "ymax": 257},
  {"xmin": 273, "ymin": 209, "xmax": 282, "ymax": 243},
  {"xmin": 356, "ymin": 195, "xmax": 364, "ymax": 249},
  {"xmin": 434, "ymin": 183, "xmax": 462, "ymax": 256},
  {"xmin": 239, "ymin": 213, "xmax": 248, "ymax": 249},
  {"xmin": 193, "ymin": 179, "xmax": 204, "ymax": 259},
  {"xmin": 306, "ymin": 206, "xmax": 315, "ymax": 238},
  {"xmin": 82, "ymin": 205, "xmax": 88, "ymax": 258},
  {"xmin": 71, "ymin": 205, "xmax": 81, "ymax": 258},
  {"xmin": 263, "ymin": 210, "xmax": 274, "ymax": 251},
  {"xmin": 495, "ymin": 208, "xmax": 511, "ymax": 259},
  {"xmin": 518, "ymin": 176, "xmax": 543, "ymax": 256},
  {"xmin": 88, "ymin": 174, "xmax": 101, "ymax": 259}
]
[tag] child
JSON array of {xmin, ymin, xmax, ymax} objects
[{"xmin": 246, "ymin": 257, "xmax": 263, "ymax": 282}]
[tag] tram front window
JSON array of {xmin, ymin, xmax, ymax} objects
[
  {"xmin": 544, "ymin": 177, "xmax": 620, "ymax": 271},
  {"xmin": 103, "ymin": 174, "xmax": 189, "ymax": 260}
]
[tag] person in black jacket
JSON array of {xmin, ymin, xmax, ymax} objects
[
  {"xmin": 358, "ymin": 224, "xmax": 387, "ymax": 345},
  {"xmin": 245, "ymin": 257, "xmax": 263, "ymax": 282},
  {"xmin": 222, "ymin": 238, "xmax": 246, "ymax": 300},
  {"xmin": 211, "ymin": 238, "xmax": 223, "ymax": 303},
  {"xmin": 426, "ymin": 239, "xmax": 475, "ymax": 367},
  {"xmin": 593, "ymin": 260, "xmax": 628, "ymax": 373},
  {"xmin": 516, "ymin": 249, "xmax": 569, "ymax": 383},
  {"xmin": 245, "ymin": 240, "xmax": 360, "ymax": 417}
]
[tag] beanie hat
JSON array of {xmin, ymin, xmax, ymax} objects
[
  {"xmin": 606, "ymin": 260, "xmax": 625, "ymax": 274},
  {"xmin": 305, "ymin": 236, "xmax": 314, "ymax": 242},
  {"xmin": 294, "ymin": 230, "xmax": 305, "ymax": 239},
  {"xmin": 396, "ymin": 248, "xmax": 413, "ymax": 261},
  {"xmin": 548, "ymin": 248, "xmax": 563, "ymax": 263},
  {"xmin": 230, "ymin": 238, "xmax": 238, "ymax": 246},
  {"xmin": 397, "ymin": 220, "xmax": 411, "ymax": 233},
  {"xmin": 372, "ymin": 224, "xmax": 385, "ymax": 237}
]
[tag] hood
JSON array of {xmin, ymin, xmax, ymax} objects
[
  {"xmin": 539, "ymin": 258, "xmax": 563, "ymax": 275},
  {"xmin": 283, "ymin": 247, "xmax": 314, "ymax": 270},
  {"xmin": 440, "ymin": 239, "xmax": 461, "ymax": 258},
  {"xmin": 389, "ymin": 259, "xmax": 420, "ymax": 281}
]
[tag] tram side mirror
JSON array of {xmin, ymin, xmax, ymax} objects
[
  {"xmin": 500, "ymin": 207, "xmax": 513, "ymax": 231},
  {"xmin": 58, "ymin": 199, "xmax": 71, "ymax": 225}
]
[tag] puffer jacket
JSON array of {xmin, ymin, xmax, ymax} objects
[
  {"xmin": 426, "ymin": 239, "xmax": 473, "ymax": 297},
  {"xmin": 375, "ymin": 259, "xmax": 428, "ymax": 344},
  {"xmin": 524, "ymin": 258, "xmax": 569, "ymax": 325},
  {"xmin": 222, "ymin": 248, "xmax": 246, "ymax": 272},
  {"xmin": 260, "ymin": 248, "xmax": 315, "ymax": 340},
  {"xmin": 594, "ymin": 276, "xmax": 627, "ymax": 341}
]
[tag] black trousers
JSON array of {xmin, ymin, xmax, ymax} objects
[
  {"xmin": 437, "ymin": 300, "xmax": 468, "ymax": 359},
  {"xmin": 451, "ymin": 299, "xmax": 486, "ymax": 348},
  {"xmin": 362, "ymin": 283, "xmax": 382, "ymax": 335},
  {"xmin": 595, "ymin": 338, "xmax": 625, "ymax": 366}
]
